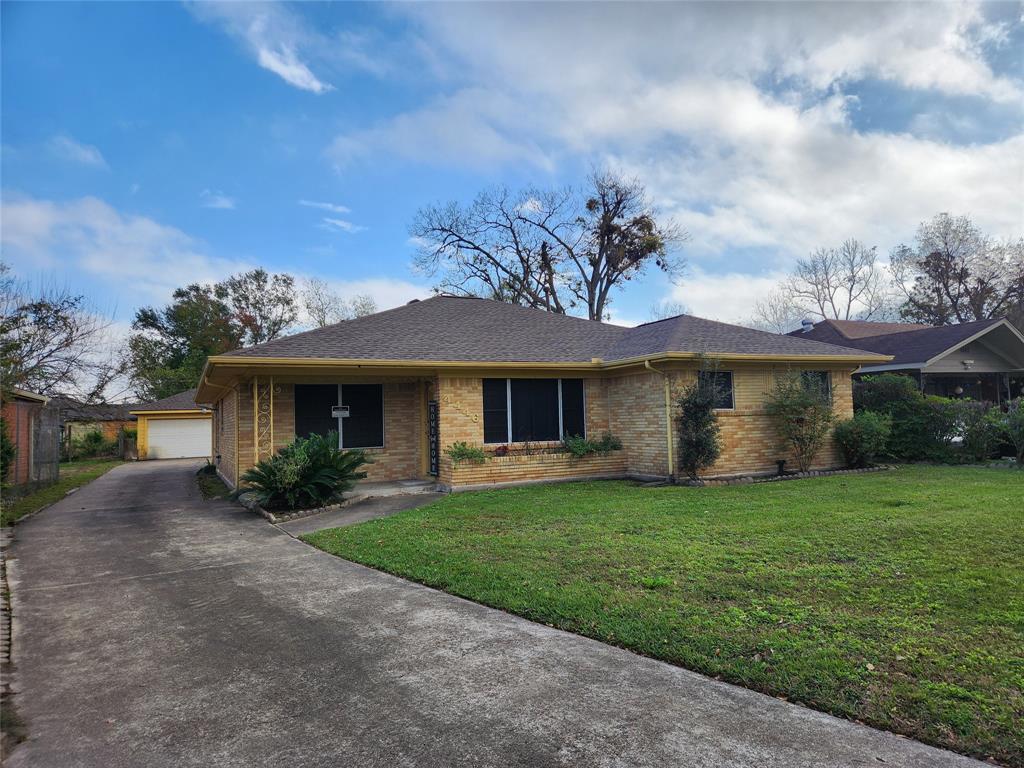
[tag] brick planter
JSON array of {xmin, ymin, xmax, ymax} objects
[{"xmin": 441, "ymin": 450, "xmax": 628, "ymax": 490}]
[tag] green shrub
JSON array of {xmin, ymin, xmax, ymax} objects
[
  {"xmin": 955, "ymin": 401, "xmax": 1003, "ymax": 463},
  {"xmin": 765, "ymin": 371, "xmax": 836, "ymax": 472},
  {"xmin": 676, "ymin": 378, "xmax": 722, "ymax": 481},
  {"xmin": 854, "ymin": 374, "xmax": 959, "ymax": 461},
  {"xmin": 995, "ymin": 399, "xmax": 1024, "ymax": 465},
  {"xmin": 70, "ymin": 429, "xmax": 118, "ymax": 459},
  {"xmin": 561, "ymin": 431, "xmax": 623, "ymax": 458},
  {"xmin": 834, "ymin": 411, "xmax": 892, "ymax": 468},
  {"xmin": 0, "ymin": 417, "xmax": 15, "ymax": 484},
  {"xmin": 236, "ymin": 431, "xmax": 369, "ymax": 511},
  {"xmin": 445, "ymin": 441, "xmax": 487, "ymax": 463}
]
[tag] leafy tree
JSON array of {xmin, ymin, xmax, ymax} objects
[
  {"xmin": 995, "ymin": 399, "xmax": 1024, "ymax": 465},
  {"xmin": 128, "ymin": 284, "xmax": 243, "ymax": 401},
  {"xmin": 127, "ymin": 268, "xmax": 299, "ymax": 400},
  {"xmin": 411, "ymin": 170, "xmax": 685, "ymax": 321},
  {"xmin": 217, "ymin": 268, "xmax": 298, "ymax": 344},
  {"xmin": 301, "ymin": 278, "xmax": 377, "ymax": 327},
  {"xmin": 0, "ymin": 263, "xmax": 122, "ymax": 398},
  {"xmin": 676, "ymin": 376, "xmax": 723, "ymax": 482},
  {"xmin": 890, "ymin": 213, "xmax": 1024, "ymax": 325},
  {"xmin": 0, "ymin": 416, "xmax": 15, "ymax": 483},
  {"xmin": 765, "ymin": 371, "xmax": 836, "ymax": 472}
]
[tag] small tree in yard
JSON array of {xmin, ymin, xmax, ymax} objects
[
  {"xmin": 996, "ymin": 399, "xmax": 1024, "ymax": 466},
  {"xmin": 765, "ymin": 372, "xmax": 836, "ymax": 472},
  {"xmin": 676, "ymin": 377, "xmax": 722, "ymax": 482}
]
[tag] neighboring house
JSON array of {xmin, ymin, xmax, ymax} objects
[
  {"xmin": 130, "ymin": 389, "xmax": 212, "ymax": 460},
  {"xmin": 1, "ymin": 388, "xmax": 59, "ymax": 489},
  {"xmin": 789, "ymin": 318, "xmax": 1024, "ymax": 403},
  {"xmin": 196, "ymin": 296, "xmax": 887, "ymax": 491},
  {"xmin": 49, "ymin": 396, "xmax": 137, "ymax": 447}
]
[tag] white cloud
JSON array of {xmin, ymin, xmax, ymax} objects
[
  {"xmin": 352, "ymin": 2, "xmax": 1022, "ymax": 265},
  {"xmin": 320, "ymin": 217, "xmax": 366, "ymax": 234},
  {"xmin": 298, "ymin": 199, "xmax": 351, "ymax": 214},
  {"xmin": 326, "ymin": 88, "xmax": 555, "ymax": 172},
  {"xmin": 187, "ymin": 2, "xmax": 332, "ymax": 93},
  {"xmin": 0, "ymin": 193, "xmax": 250, "ymax": 304},
  {"xmin": 200, "ymin": 189, "xmax": 236, "ymax": 210},
  {"xmin": 48, "ymin": 135, "xmax": 107, "ymax": 168},
  {"xmin": 666, "ymin": 268, "xmax": 789, "ymax": 324}
]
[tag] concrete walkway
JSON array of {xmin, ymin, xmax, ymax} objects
[
  {"xmin": 278, "ymin": 492, "xmax": 445, "ymax": 537},
  {"xmin": 6, "ymin": 460, "xmax": 980, "ymax": 767}
]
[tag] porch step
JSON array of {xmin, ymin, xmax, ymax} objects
[{"xmin": 342, "ymin": 479, "xmax": 440, "ymax": 501}]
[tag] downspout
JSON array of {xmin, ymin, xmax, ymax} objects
[{"xmin": 644, "ymin": 360, "xmax": 675, "ymax": 483}]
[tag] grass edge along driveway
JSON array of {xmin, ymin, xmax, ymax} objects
[
  {"xmin": 304, "ymin": 466, "xmax": 1024, "ymax": 766},
  {"xmin": 1, "ymin": 459, "xmax": 124, "ymax": 526}
]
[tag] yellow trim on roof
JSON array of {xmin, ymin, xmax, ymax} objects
[
  {"xmin": 129, "ymin": 408, "xmax": 210, "ymax": 416},
  {"xmin": 197, "ymin": 348, "xmax": 892, "ymax": 403}
]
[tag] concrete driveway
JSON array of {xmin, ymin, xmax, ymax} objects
[{"xmin": 6, "ymin": 460, "xmax": 980, "ymax": 767}]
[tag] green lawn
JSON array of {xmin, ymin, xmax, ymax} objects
[
  {"xmin": 1, "ymin": 458, "xmax": 124, "ymax": 526},
  {"xmin": 305, "ymin": 466, "xmax": 1024, "ymax": 764}
]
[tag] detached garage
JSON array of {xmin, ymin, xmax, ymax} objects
[{"xmin": 131, "ymin": 389, "xmax": 212, "ymax": 460}]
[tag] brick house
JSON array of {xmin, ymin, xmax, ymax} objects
[{"xmin": 195, "ymin": 296, "xmax": 889, "ymax": 491}]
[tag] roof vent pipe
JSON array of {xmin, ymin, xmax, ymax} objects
[{"xmin": 801, "ymin": 318, "xmax": 815, "ymax": 333}]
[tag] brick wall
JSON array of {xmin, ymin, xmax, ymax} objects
[
  {"xmin": 1, "ymin": 399, "xmax": 43, "ymax": 486},
  {"xmin": 215, "ymin": 376, "xmax": 426, "ymax": 488},
  {"xmin": 211, "ymin": 366, "xmax": 857, "ymax": 490},
  {"xmin": 440, "ymin": 450, "xmax": 627, "ymax": 489},
  {"xmin": 214, "ymin": 387, "xmax": 238, "ymax": 487}
]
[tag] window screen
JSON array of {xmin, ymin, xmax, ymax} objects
[
  {"xmin": 483, "ymin": 378, "xmax": 509, "ymax": 444},
  {"xmin": 482, "ymin": 378, "xmax": 586, "ymax": 444},
  {"xmin": 511, "ymin": 379, "xmax": 559, "ymax": 441},
  {"xmin": 698, "ymin": 371, "xmax": 734, "ymax": 410},
  {"xmin": 294, "ymin": 384, "xmax": 338, "ymax": 439},
  {"xmin": 561, "ymin": 379, "xmax": 586, "ymax": 437},
  {"xmin": 341, "ymin": 384, "xmax": 384, "ymax": 448},
  {"xmin": 801, "ymin": 371, "xmax": 832, "ymax": 401}
]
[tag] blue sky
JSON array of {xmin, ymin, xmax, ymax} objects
[{"xmin": 2, "ymin": 1, "xmax": 1022, "ymax": 331}]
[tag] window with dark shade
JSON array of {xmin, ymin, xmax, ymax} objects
[
  {"xmin": 341, "ymin": 384, "xmax": 384, "ymax": 448},
  {"xmin": 294, "ymin": 384, "xmax": 338, "ymax": 439},
  {"xmin": 561, "ymin": 379, "xmax": 586, "ymax": 437},
  {"xmin": 482, "ymin": 378, "xmax": 586, "ymax": 444},
  {"xmin": 698, "ymin": 371, "xmax": 734, "ymax": 410},
  {"xmin": 511, "ymin": 379, "xmax": 559, "ymax": 441},
  {"xmin": 483, "ymin": 379, "xmax": 509, "ymax": 444},
  {"xmin": 801, "ymin": 371, "xmax": 832, "ymax": 402}
]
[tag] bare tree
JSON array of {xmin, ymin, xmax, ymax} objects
[
  {"xmin": 301, "ymin": 278, "xmax": 378, "ymax": 328},
  {"xmin": 751, "ymin": 238, "xmax": 894, "ymax": 331},
  {"xmin": 0, "ymin": 263, "xmax": 123, "ymax": 399},
  {"xmin": 648, "ymin": 300, "xmax": 690, "ymax": 321},
  {"xmin": 890, "ymin": 213, "xmax": 1024, "ymax": 325},
  {"xmin": 747, "ymin": 288, "xmax": 805, "ymax": 333},
  {"xmin": 786, "ymin": 239, "xmax": 892, "ymax": 321},
  {"xmin": 411, "ymin": 170, "xmax": 686, "ymax": 321}
]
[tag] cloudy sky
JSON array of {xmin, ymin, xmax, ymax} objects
[{"xmin": 2, "ymin": 1, "xmax": 1022, "ymax": 328}]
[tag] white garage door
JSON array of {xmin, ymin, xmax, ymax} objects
[{"xmin": 147, "ymin": 418, "xmax": 211, "ymax": 459}]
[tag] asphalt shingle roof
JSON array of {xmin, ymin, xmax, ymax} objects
[
  {"xmin": 50, "ymin": 396, "xmax": 137, "ymax": 422},
  {"xmin": 131, "ymin": 389, "xmax": 205, "ymax": 412},
  {"xmin": 789, "ymin": 317, "xmax": 1004, "ymax": 365},
  {"xmin": 220, "ymin": 296, "xmax": 883, "ymax": 363}
]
